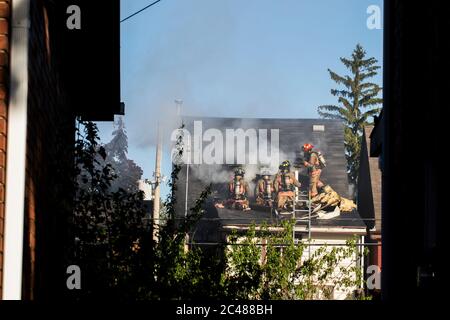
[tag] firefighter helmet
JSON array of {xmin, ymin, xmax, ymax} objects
[
  {"xmin": 234, "ymin": 167, "xmax": 245, "ymax": 177},
  {"xmin": 302, "ymin": 143, "xmax": 314, "ymax": 152},
  {"xmin": 279, "ymin": 160, "xmax": 291, "ymax": 172}
]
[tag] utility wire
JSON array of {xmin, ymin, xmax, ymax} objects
[{"xmin": 121, "ymin": 0, "xmax": 163, "ymax": 23}]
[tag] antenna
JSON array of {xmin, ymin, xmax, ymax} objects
[{"xmin": 152, "ymin": 122, "xmax": 163, "ymax": 243}]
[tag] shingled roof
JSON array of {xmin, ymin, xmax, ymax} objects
[{"xmin": 174, "ymin": 117, "xmax": 365, "ymax": 241}]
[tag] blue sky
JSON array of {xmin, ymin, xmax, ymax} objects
[{"xmin": 97, "ymin": 0, "xmax": 383, "ymax": 197}]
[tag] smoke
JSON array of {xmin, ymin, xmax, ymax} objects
[
  {"xmin": 185, "ymin": 117, "xmax": 299, "ymax": 198},
  {"xmin": 190, "ymin": 164, "xmax": 233, "ymax": 185},
  {"xmin": 312, "ymin": 134, "xmax": 328, "ymax": 156},
  {"xmin": 124, "ymin": 1, "xmax": 238, "ymax": 149},
  {"xmin": 122, "ymin": 1, "xmax": 313, "ymax": 150},
  {"xmin": 189, "ymin": 164, "xmax": 259, "ymax": 198}
]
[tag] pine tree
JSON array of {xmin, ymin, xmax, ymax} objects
[
  {"xmin": 318, "ymin": 44, "xmax": 382, "ymax": 191},
  {"xmin": 104, "ymin": 116, "xmax": 143, "ymax": 192}
]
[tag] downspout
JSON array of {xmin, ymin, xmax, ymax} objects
[{"xmin": 3, "ymin": 0, "xmax": 30, "ymax": 300}]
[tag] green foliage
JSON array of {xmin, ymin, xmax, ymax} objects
[
  {"xmin": 71, "ymin": 120, "xmax": 369, "ymax": 301},
  {"xmin": 104, "ymin": 116, "xmax": 143, "ymax": 193},
  {"xmin": 318, "ymin": 44, "xmax": 382, "ymax": 189},
  {"xmin": 224, "ymin": 219, "xmax": 367, "ymax": 300},
  {"xmin": 148, "ymin": 126, "xmax": 227, "ymax": 300},
  {"xmin": 71, "ymin": 121, "xmax": 221, "ymax": 300},
  {"xmin": 71, "ymin": 119, "xmax": 150, "ymax": 301}
]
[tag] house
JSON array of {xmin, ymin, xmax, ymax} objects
[
  {"xmin": 357, "ymin": 125, "xmax": 382, "ymax": 296},
  {"xmin": 174, "ymin": 117, "xmax": 367, "ymax": 299},
  {"xmin": 0, "ymin": 0, "xmax": 121, "ymax": 300}
]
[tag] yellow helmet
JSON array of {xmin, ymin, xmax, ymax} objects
[{"xmin": 279, "ymin": 160, "xmax": 291, "ymax": 171}]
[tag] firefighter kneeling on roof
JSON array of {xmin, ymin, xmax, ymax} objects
[
  {"xmin": 274, "ymin": 160, "xmax": 301, "ymax": 212},
  {"xmin": 225, "ymin": 167, "xmax": 251, "ymax": 211},
  {"xmin": 255, "ymin": 169, "xmax": 274, "ymax": 207}
]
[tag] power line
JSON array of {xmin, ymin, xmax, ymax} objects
[{"xmin": 120, "ymin": 0, "xmax": 163, "ymax": 23}]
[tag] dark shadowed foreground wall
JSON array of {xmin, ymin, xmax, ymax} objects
[
  {"xmin": 23, "ymin": 0, "xmax": 74, "ymax": 300},
  {"xmin": 381, "ymin": 0, "xmax": 446, "ymax": 301}
]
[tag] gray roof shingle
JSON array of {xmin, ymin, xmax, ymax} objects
[{"xmin": 174, "ymin": 117, "xmax": 365, "ymax": 238}]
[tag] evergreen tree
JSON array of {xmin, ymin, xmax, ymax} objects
[
  {"xmin": 317, "ymin": 44, "xmax": 382, "ymax": 191},
  {"xmin": 104, "ymin": 116, "xmax": 143, "ymax": 192}
]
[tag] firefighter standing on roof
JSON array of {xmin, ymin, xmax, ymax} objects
[
  {"xmin": 302, "ymin": 143, "xmax": 326, "ymax": 198},
  {"xmin": 273, "ymin": 160, "xmax": 301, "ymax": 211}
]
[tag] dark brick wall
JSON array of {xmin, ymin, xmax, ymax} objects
[
  {"xmin": 1, "ymin": 0, "xmax": 118, "ymax": 300},
  {"xmin": 22, "ymin": 0, "xmax": 75, "ymax": 300},
  {"xmin": 0, "ymin": 0, "xmax": 9, "ymax": 300}
]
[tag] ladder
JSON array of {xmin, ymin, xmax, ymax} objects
[
  {"xmin": 292, "ymin": 190, "xmax": 311, "ymax": 238},
  {"xmin": 293, "ymin": 170, "xmax": 312, "ymax": 258},
  {"xmin": 272, "ymin": 171, "xmax": 312, "ymax": 254}
]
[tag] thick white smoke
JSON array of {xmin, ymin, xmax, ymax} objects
[{"xmin": 189, "ymin": 164, "xmax": 233, "ymax": 185}]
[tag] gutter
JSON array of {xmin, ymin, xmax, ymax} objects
[
  {"xmin": 222, "ymin": 225, "xmax": 367, "ymax": 235},
  {"xmin": 3, "ymin": 0, "xmax": 30, "ymax": 300},
  {"xmin": 294, "ymin": 226, "xmax": 367, "ymax": 235}
]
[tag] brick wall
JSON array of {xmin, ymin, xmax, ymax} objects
[
  {"xmin": 22, "ymin": 0, "xmax": 75, "ymax": 300},
  {"xmin": 0, "ymin": 0, "xmax": 9, "ymax": 301},
  {"xmin": 1, "ymin": 0, "xmax": 116, "ymax": 300},
  {"xmin": 0, "ymin": 0, "xmax": 77, "ymax": 300}
]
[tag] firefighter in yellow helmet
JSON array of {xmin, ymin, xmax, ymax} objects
[
  {"xmin": 302, "ymin": 143, "xmax": 325, "ymax": 198},
  {"xmin": 273, "ymin": 160, "xmax": 301, "ymax": 211}
]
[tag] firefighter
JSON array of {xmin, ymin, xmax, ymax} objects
[
  {"xmin": 227, "ymin": 167, "xmax": 250, "ymax": 210},
  {"xmin": 255, "ymin": 169, "xmax": 274, "ymax": 207},
  {"xmin": 302, "ymin": 143, "xmax": 326, "ymax": 198},
  {"xmin": 273, "ymin": 160, "xmax": 301, "ymax": 211}
]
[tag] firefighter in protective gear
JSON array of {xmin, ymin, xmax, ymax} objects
[
  {"xmin": 226, "ymin": 167, "xmax": 250, "ymax": 210},
  {"xmin": 310, "ymin": 184, "xmax": 356, "ymax": 213},
  {"xmin": 311, "ymin": 185, "xmax": 340, "ymax": 209},
  {"xmin": 255, "ymin": 170, "xmax": 274, "ymax": 207},
  {"xmin": 273, "ymin": 160, "xmax": 301, "ymax": 211},
  {"xmin": 302, "ymin": 143, "xmax": 325, "ymax": 198}
]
